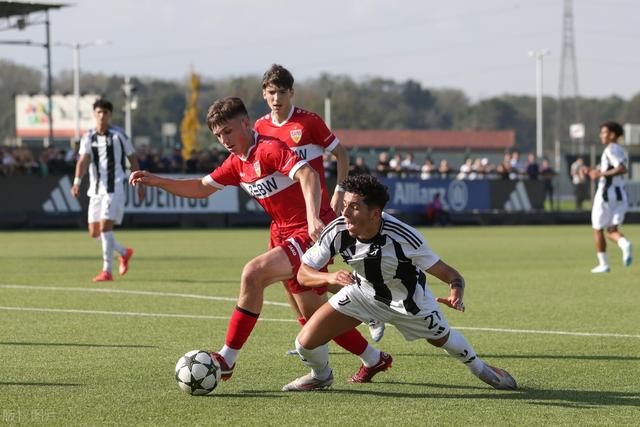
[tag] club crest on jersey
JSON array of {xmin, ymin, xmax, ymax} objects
[
  {"xmin": 290, "ymin": 129, "xmax": 302, "ymax": 144},
  {"xmin": 253, "ymin": 161, "xmax": 261, "ymax": 177}
]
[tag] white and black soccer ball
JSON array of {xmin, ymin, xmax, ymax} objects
[{"xmin": 175, "ymin": 350, "xmax": 221, "ymax": 395}]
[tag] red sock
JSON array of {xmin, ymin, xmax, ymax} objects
[
  {"xmin": 332, "ymin": 328, "xmax": 368, "ymax": 356},
  {"xmin": 296, "ymin": 316, "xmax": 307, "ymax": 326},
  {"xmin": 225, "ymin": 306, "xmax": 259, "ymax": 350}
]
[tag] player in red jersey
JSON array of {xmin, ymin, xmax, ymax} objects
[
  {"xmin": 129, "ymin": 97, "xmax": 390, "ymax": 385},
  {"xmin": 255, "ymin": 64, "xmax": 386, "ymax": 343},
  {"xmin": 255, "ymin": 64, "xmax": 348, "ymax": 216}
]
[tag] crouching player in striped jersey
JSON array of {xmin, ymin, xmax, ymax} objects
[{"xmin": 282, "ymin": 174, "xmax": 517, "ymax": 391}]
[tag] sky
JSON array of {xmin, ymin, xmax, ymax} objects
[{"xmin": 2, "ymin": 0, "xmax": 639, "ymax": 100}]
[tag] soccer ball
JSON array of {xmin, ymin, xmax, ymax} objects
[{"xmin": 175, "ymin": 350, "xmax": 221, "ymax": 395}]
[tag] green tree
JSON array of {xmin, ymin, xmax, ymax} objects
[{"xmin": 0, "ymin": 59, "xmax": 42, "ymax": 143}]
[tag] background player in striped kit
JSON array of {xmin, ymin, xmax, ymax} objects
[
  {"xmin": 71, "ymin": 99, "xmax": 144, "ymax": 282},
  {"xmin": 282, "ymin": 174, "xmax": 517, "ymax": 391},
  {"xmin": 588, "ymin": 121, "xmax": 633, "ymax": 273},
  {"xmin": 255, "ymin": 64, "xmax": 385, "ymax": 342}
]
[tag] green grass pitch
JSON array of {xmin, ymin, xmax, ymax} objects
[{"xmin": 0, "ymin": 225, "xmax": 638, "ymax": 425}]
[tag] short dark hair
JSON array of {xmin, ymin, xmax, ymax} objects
[
  {"xmin": 342, "ymin": 174, "xmax": 390, "ymax": 210},
  {"xmin": 206, "ymin": 97, "xmax": 249, "ymax": 131},
  {"xmin": 93, "ymin": 98, "xmax": 113, "ymax": 112},
  {"xmin": 600, "ymin": 121, "xmax": 624, "ymax": 139},
  {"xmin": 261, "ymin": 64, "xmax": 294, "ymax": 90}
]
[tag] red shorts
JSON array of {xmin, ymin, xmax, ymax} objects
[{"xmin": 269, "ymin": 224, "xmax": 328, "ymax": 295}]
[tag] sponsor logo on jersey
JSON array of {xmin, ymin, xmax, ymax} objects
[
  {"xmin": 245, "ymin": 177, "xmax": 279, "ymax": 198},
  {"xmin": 253, "ymin": 161, "xmax": 261, "ymax": 177},
  {"xmin": 290, "ymin": 129, "xmax": 302, "ymax": 144},
  {"xmin": 293, "ymin": 147, "xmax": 307, "ymax": 160}
]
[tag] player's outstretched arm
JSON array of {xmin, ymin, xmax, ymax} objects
[
  {"xmin": 129, "ymin": 170, "xmax": 216, "ymax": 199},
  {"xmin": 427, "ymin": 260, "xmax": 466, "ymax": 312},
  {"xmin": 295, "ymin": 164, "xmax": 324, "ymax": 241},
  {"xmin": 297, "ymin": 263, "xmax": 355, "ymax": 288},
  {"xmin": 330, "ymin": 144, "xmax": 349, "ymax": 215}
]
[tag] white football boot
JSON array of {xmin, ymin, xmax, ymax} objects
[
  {"xmin": 590, "ymin": 264, "xmax": 610, "ymax": 273},
  {"xmin": 282, "ymin": 370, "xmax": 333, "ymax": 392},
  {"xmin": 622, "ymin": 242, "xmax": 633, "ymax": 267},
  {"xmin": 368, "ymin": 320, "xmax": 386, "ymax": 342},
  {"xmin": 478, "ymin": 364, "xmax": 518, "ymax": 390}
]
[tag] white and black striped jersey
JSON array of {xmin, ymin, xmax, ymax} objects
[
  {"xmin": 79, "ymin": 126, "xmax": 135, "ymax": 196},
  {"xmin": 302, "ymin": 212, "xmax": 440, "ymax": 315},
  {"xmin": 596, "ymin": 143, "xmax": 628, "ymax": 203}
]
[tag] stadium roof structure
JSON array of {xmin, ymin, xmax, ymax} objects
[
  {"xmin": 0, "ymin": 1, "xmax": 71, "ymax": 143},
  {"xmin": 0, "ymin": 1, "xmax": 67, "ymax": 24},
  {"xmin": 334, "ymin": 129, "xmax": 515, "ymax": 151}
]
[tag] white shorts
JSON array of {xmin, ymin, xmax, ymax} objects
[
  {"xmin": 329, "ymin": 285, "xmax": 450, "ymax": 341},
  {"xmin": 591, "ymin": 195, "xmax": 627, "ymax": 230},
  {"xmin": 88, "ymin": 192, "xmax": 125, "ymax": 225}
]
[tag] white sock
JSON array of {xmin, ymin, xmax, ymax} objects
[
  {"xmin": 295, "ymin": 338, "xmax": 332, "ymax": 380},
  {"xmin": 617, "ymin": 237, "xmax": 631, "ymax": 250},
  {"xmin": 358, "ymin": 344, "xmax": 381, "ymax": 368},
  {"xmin": 100, "ymin": 232, "xmax": 114, "ymax": 273},
  {"xmin": 112, "ymin": 237, "xmax": 127, "ymax": 256},
  {"xmin": 440, "ymin": 329, "xmax": 484, "ymax": 376},
  {"xmin": 597, "ymin": 251, "xmax": 608, "ymax": 266},
  {"xmin": 218, "ymin": 345, "xmax": 239, "ymax": 366},
  {"xmin": 102, "ymin": 231, "xmax": 127, "ymax": 256}
]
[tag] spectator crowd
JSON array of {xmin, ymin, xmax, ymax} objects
[
  {"xmin": 340, "ymin": 150, "xmax": 556, "ymax": 182},
  {"xmin": 0, "ymin": 144, "xmax": 229, "ymax": 178},
  {"xmin": 1, "ymin": 145, "xmax": 556, "ymax": 189}
]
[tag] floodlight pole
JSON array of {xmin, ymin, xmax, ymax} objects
[
  {"xmin": 72, "ymin": 42, "xmax": 80, "ymax": 141},
  {"xmin": 123, "ymin": 76, "xmax": 133, "ymax": 139},
  {"xmin": 57, "ymin": 40, "xmax": 110, "ymax": 142},
  {"xmin": 324, "ymin": 91, "xmax": 332, "ymax": 130},
  {"xmin": 45, "ymin": 10, "xmax": 53, "ymax": 146},
  {"xmin": 529, "ymin": 49, "xmax": 550, "ymax": 159}
]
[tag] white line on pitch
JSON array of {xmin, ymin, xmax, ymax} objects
[
  {"xmin": 0, "ymin": 306, "xmax": 296, "ymax": 323},
  {"xmin": 0, "ymin": 305, "xmax": 638, "ymax": 339},
  {"xmin": 454, "ymin": 326, "xmax": 640, "ymax": 339},
  {"xmin": 0, "ymin": 284, "xmax": 290, "ymax": 307}
]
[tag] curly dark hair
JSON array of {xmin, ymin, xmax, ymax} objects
[
  {"xmin": 342, "ymin": 174, "xmax": 389, "ymax": 210},
  {"xmin": 92, "ymin": 98, "xmax": 113, "ymax": 112},
  {"xmin": 261, "ymin": 64, "xmax": 294, "ymax": 90},
  {"xmin": 600, "ymin": 121, "xmax": 624, "ymax": 139},
  {"xmin": 206, "ymin": 97, "xmax": 249, "ymax": 131}
]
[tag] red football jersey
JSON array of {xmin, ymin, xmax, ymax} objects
[
  {"xmin": 204, "ymin": 133, "xmax": 333, "ymax": 232},
  {"xmin": 254, "ymin": 106, "xmax": 339, "ymax": 207}
]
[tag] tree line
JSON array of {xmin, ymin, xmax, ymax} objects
[{"xmin": 2, "ymin": 58, "xmax": 639, "ymax": 153}]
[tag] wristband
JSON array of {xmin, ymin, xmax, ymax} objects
[
  {"xmin": 73, "ymin": 177, "xmax": 82, "ymax": 186},
  {"xmin": 449, "ymin": 278, "xmax": 465, "ymax": 289},
  {"xmin": 335, "ymin": 184, "xmax": 345, "ymax": 193}
]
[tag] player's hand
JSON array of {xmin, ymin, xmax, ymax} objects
[
  {"xmin": 436, "ymin": 287, "xmax": 465, "ymax": 312},
  {"xmin": 330, "ymin": 191, "xmax": 345, "ymax": 216},
  {"xmin": 129, "ymin": 170, "xmax": 160, "ymax": 187},
  {"xmin": 327, "ymin": 270, "xmax": 356, "ymax": 286},
  {"xmin": 307, "ymin": 216, "xmax": 325, "ymax": 242},
  {"xmin": 70, "ymin": 185, "xmax": 80, "ymax": 198},
  {"xmin": 588, "ymin": 168, "xmax": 600, "ymax": 180}
]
